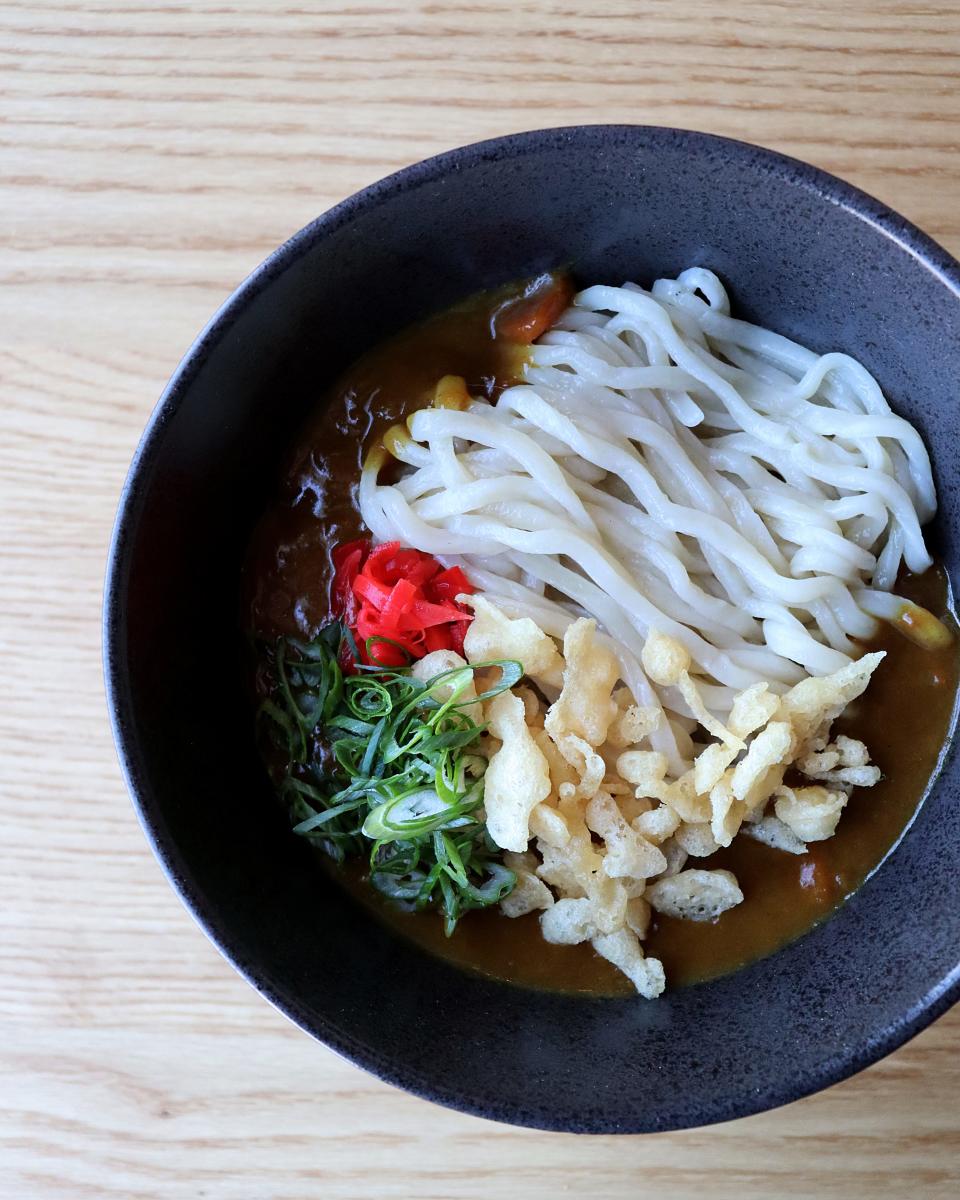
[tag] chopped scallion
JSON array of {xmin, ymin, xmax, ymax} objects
[{"xmin": 256, "ymin": 622, "xmax": 519, "ymax": 933}]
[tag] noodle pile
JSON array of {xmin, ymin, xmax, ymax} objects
[{"xmin": 359, "ymin": 268, "xmax": 937, "ymax": 773}]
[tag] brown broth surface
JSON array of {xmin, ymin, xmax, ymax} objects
[
  {"xmin": 244, "ymin": 281, "xmax": 532, "ymax": 640},
  {"xmin": 647, "ymin": 564, "xmax": 957, "ymax": 988},
  {"xmin": 245, "ymin": 283, "xmax": 959, "ymax": 996}
]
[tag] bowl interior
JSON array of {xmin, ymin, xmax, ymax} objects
[{"xmin": 106, "ymin": 127, "xmax": 960, "ymax": 1133}]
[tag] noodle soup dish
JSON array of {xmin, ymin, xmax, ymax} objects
[
  {"xmin": 107, "ymin": 126, "xmax": 960, "ymax": 1132},
  {"xmin": 246, "ymin": 268, "xmax": 957, "ymax": 998}
]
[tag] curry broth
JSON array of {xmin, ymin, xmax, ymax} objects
[
  {"xmin": 647, "ymin": 565, "xmax": 957, "ymax": 988},
  {"xmin": 244, "ymin": 281, "xmax": 531, "ymax": 641},
  {"xmin": 244, "ymin": 282, "xmax": 959, "ymax": 996}
]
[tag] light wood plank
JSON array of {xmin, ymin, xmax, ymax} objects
[{"xmin": 3, "ymin": 2, "xmax": 960, "ymax": 1195}]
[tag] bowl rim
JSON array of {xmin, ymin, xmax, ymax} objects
[{"xmin": 103, "ymin": 123, "xmax": 960, "ymax": 1134}]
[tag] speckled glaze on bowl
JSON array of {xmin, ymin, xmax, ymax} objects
[{"xmin": 104, "ymin": 126, "xmax": 960, "ymax": 1134}]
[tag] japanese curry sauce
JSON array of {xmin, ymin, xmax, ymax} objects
[{"xmin": 244, "ymin": 281, "xmax": 958, "ymax": 996}]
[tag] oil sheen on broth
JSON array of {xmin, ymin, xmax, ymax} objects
[{"xmin": 245, "ymin": 279, "xmax": 958, "ymax": 997}]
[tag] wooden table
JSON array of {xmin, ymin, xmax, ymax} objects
[{"xmin": 3, "ymin": 2, "xmax": 959, "ymax": 1195}]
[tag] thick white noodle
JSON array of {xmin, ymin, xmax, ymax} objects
[{"xmin": 358, "ymin": 269, "xmax": 936, "ymax": 747}]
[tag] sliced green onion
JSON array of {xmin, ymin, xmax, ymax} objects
[{"xmin": 256, "ymin": 622, "xmax": 519, "ymax": 933}]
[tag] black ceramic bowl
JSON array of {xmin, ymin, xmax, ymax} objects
[{"xmin": 105, "ymin": 126, "xmax": 960, "ymax": 1133}]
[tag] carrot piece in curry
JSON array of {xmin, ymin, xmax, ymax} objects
[{"xmin": 493, "ymin": 272, "xmax": 575, "ymax": 344}]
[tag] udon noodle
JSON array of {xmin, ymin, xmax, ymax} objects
[{"xmin": 359, "ymin": 268, "xmax": 936, "ymax": 773}]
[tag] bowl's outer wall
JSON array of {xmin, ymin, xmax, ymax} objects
[{"xmin": 107, "ymin": 127, "xmax": 960, "ymax": 1133}]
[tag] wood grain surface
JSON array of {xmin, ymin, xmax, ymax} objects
[{"xmin": 3, "ymin": 2, "xmax": 960, "ymax": 1196}]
